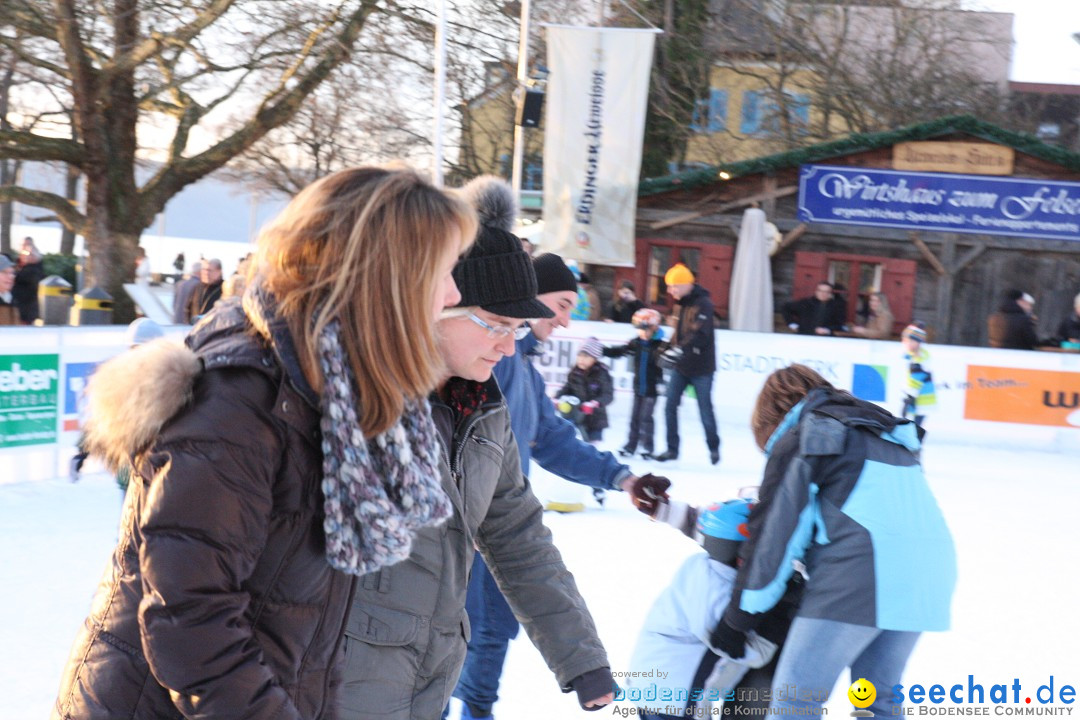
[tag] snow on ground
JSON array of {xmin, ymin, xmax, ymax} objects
[{"xmin": 3, "ymin": 394, "xmax": 1079, "ymax": 719}]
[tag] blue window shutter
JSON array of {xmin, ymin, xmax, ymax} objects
[
  {"xmin": 740, "ymin": 90, "xmax": 761, "ymax": 135},
  {"xmin": 790, "ymin": 93, "xmax": 811, "ymax": 129},
  {"xmin": 708, "ymin": 89, "xmax": 728, "ymax": 132}
]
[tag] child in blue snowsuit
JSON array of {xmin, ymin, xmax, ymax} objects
[
  {"xmin": 623, "ymin": 498, "xmax": 782, "ymax": 720},
  {"xmin": 603, "ymin": 308, "xmax": 667, "ymax": 460}
]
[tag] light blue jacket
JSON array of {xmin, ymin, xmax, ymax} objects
[{"xmin": 493, "ymin": 333, "xmax": 631, "ymax": 490}]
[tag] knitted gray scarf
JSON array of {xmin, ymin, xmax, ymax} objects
[{"xmin": 244, "ymin": 285, "xmax": 452, "ymax": 576}]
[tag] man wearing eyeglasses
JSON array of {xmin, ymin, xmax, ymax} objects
[{"xmin": 443, "ymin": 181, "xmax": 673, "ymax": 720}]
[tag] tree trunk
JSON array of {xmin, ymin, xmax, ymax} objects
[
  {"xmin": 0, "ymin": 158, "xmax": 11, "ymax": 254},
  {"xmin": 60, "ymin": 166, "xmax": 80, "ymax": 255}
]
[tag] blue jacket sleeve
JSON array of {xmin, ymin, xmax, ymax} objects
[{"xmin": 527, "ymin": 362, "xmax": 631, "ymax": 491}]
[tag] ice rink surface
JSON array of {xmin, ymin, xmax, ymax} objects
[{"xmin": 3, "ymin": 391, "xmax": 1077, "ymax": 718}]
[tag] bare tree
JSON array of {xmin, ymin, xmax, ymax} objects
[
  {"xmin": 224, "ymin": 0, "xmax": 587, "ymax": 194},
  {"xmin": 617, "ymin": 0, "xmax": 1012, "ymax": 172},
  {"xmin": 0, "ymin": 0, "xmax": 380, "ymax": 320}
]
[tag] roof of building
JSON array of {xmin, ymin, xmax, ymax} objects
[{"xmin": 638, "ymin": 115, "xmax": 1080, "ymax": 197}]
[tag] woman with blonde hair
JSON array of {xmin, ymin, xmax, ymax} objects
[
  {"xmin": 53, "ymin": 166, "xmax": 476, "ymax": 720},
  {"xmin": 853, "ymin": 291, "xmax": 895, "ymax": 339},
  {"xmin": 710, "ymin": 364, "xmax": 956, "ymax": 719}
]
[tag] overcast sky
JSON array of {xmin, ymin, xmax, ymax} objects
[{"xmin": 972, "ymin": 0, "xmax": 1080, "ymax": 84}]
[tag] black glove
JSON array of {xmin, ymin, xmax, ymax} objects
[
  {"xmin": 626, "ymin": 473, "xmax": 672, "ymax": 515},
  {"xmin": 658, "ymin": 346, "xmax": 683, "ymax": 370},
  {"xmin": 569, "ymin": 667, "xmax": 616, "ymax": 711},
  {"xmin": 709, "ymin": 618, "xmax": 747, "ymax": 659}
]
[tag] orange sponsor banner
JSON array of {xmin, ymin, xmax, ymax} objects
[{"xmin": 964, "ymin": 365, "xmax": 1080, "ymax": 427}]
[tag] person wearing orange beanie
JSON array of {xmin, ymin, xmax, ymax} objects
[{"xmin": 655, "ymin": 263, "xmax": 720, "ymax": 465}]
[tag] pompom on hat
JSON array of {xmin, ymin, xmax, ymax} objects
[
  {"xmin": 664, "ymin": 262, "xmax": 695, "ymax": 286},
  {"xmin": 454, "ymin": 176, "xmax": 554, "ymax": 319}
]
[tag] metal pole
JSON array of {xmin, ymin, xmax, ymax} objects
[
  {"xmin": 433, "ymin": 0, "xmax": 448, "ymax": 187},
  {"xmin": 510, "ymin": 0, "xmax": 531, "ymax": 198}
]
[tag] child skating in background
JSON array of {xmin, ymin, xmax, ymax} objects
[
  {"xmin": 603, "ymin": 308, "xmax": 667, "ymax": 460},
  {"xmin": 556, "ymin": 337, "xmax": 615, "ymax": 506},
  {"xmin": 556, "ymin": 337, "xmax": 614, "ymax": 443},
  {"xmin": 623, "ymin": 497, "xmax": 784, "ymax": 720},
  {"xmin": 901, "ymin": 322, "xmax": 936, "ymax": 426}
]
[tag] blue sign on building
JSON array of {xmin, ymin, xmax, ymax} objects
[{"xmin": 798, "ymin": 164, "xmax": 1080, "ymax": 242}]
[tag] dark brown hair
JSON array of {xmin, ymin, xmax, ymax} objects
[{"xmin": 750, "ymin": 364, "xmax": 835, "ymax": 451}]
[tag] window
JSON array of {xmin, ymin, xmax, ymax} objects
[
  {"xmin": 793, "ymin": 250, "xmax": 916, "ymax": 334},
  {"xmin": 691, "ymin": 89, "xmax": 729, "ymax": 133},
  {"xmin": 524, "ymin": 161, "xmax": 542, "ymax": 191},
  {"xmin": 740, "ymin": 90, "xmax": 811, "ymax": 137}
]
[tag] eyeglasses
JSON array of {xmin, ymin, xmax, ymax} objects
[
  {"xmin": 467, "ymin": 312, "xmax": 532, "ymax": 340},
  {"xmin": 633, "ymin": 321, "xmax": 656, "ymax": 330}
]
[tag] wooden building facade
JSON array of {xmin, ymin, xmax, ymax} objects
[{"xmin": 592, "ymin": 115, "xmax": 1080, "ymax": 346}]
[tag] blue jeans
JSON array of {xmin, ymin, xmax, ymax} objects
[
  {"xmin": 664, "ymin": 371, "xmax": 719, "ymax": 455},
  {"xmin": 450, "ymin": 554, "xmax": 520, "ymax": 715},
  {"xmin": 769, "ymin": 618, "xmax": 920, "ymax": 717}
]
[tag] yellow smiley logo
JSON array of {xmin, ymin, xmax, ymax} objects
[{"xmin": 848, "ymin": 678, "xmax": 877, "ymax": 709}]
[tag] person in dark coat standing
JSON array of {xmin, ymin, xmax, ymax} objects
[
  {"xmin": 606, "ymin": 279, "xmax": 645, "ymax": 323},
  {"xmin": 781, "ymin": 282, "xmax": 847, "ymax": 335},
  {"xmin": 51, "ymin": 166, "xmax": 478, "ymax": 720},
  {"xmin": 187, "ymin": 257, "xmax": 224, "ymax": 322},
  {"xmin": 13, "ymin": 237, "xmax": 45, "ymax": 324},
  {"xmin": 655, "ymin": 263, "xmax": 720, "ymax": 465},
  {"xmin": 0, "ymin": 254, "xmax": 18, "ymax": 325},
  {"xmin": 987, "ymin": 289, "xmax": 1038, "ymax": 350},
  {"xmin": 1057, "ymin": 292, "xmax": 1080, "ymax": 345}
]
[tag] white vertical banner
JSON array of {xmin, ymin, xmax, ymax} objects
[{"xmin": 542, "ymin": 25, "xmax": 658, "ymax": 267}]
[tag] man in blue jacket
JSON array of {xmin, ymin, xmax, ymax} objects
[{"xmin": 450, "ymin": 251, "xmax": 670, "ymax": 720}]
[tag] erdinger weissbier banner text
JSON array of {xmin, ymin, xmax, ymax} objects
[{"xmin": 542, "ymin": 26, "xmax": 658, "ymax": 266}]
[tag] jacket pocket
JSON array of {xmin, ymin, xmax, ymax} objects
[{"xmin": 345, "ymin": 603, "xmax": 420, "ymax": 646}]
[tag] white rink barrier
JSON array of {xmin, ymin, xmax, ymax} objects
[
  {"xmin": 538, "ymin": 321, "xmax": 1080, "ymax": 454},
  {"xmin": 3, "ymin": 321, "xmax": 1079, "ymax": 483}
]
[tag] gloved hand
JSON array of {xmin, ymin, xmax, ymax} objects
[
  {"xmin": 581, "ymin": 400, "xmax": 599, "ymax": 415},
  {"xmin": 569, "ymin": 667, "xmax": 616, "ymax": 711},
  {"xmin": 709, "ymin": 618, "xmax": 747, "ymax": 659},
  {"xmin": 556, "ymin": 395, "xmax": 580, "ymax": 415},
  {"xmin": 787, "ymin": 323, "xmax": 799, "ymax": 331},
  {"xmin": 625, "ymin": 473, "xmax": 672, "ymax": 515},
  {"xmin": 658, "ymin": 346, "xmax": 683, "ymax": 370}
]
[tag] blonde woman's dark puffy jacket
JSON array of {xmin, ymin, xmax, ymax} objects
[{"xmin": 53, "ymin": 300, "xmax": 355, "ymax": 720}]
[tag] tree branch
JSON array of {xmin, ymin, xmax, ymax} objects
[
  {"xmin": 0, "ymin": 185, "xmax": 86, "ymax": 233},
  {"xmin": 106, "ymin": 0, "xmax": 237, "ymax": 76},
  {"xmin": 140, "ymin": 0, "xmax": 379, "ymax": 216},
  {"xmin": 0, "ymin": 129, "xmax": 84, "ymax": 165}
]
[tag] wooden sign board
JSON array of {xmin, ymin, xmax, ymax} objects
[{"xmin": 893, "ymin": 141, "xmax": 1014, "ymax": 176}]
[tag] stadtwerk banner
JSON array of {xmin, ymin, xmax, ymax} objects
[
  {"xmin": 798, "ymin": 164, "xmax": 1080, "ymax": 242},
  {"xmin": 542, "ymin": 26, "xmax": 658, "ymax": 267}
]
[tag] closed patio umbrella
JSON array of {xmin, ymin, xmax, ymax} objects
[{"xmin": 728, "ymin": 207, "xmax": 774, "ymax": 332}]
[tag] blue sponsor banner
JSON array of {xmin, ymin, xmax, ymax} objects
[{"xmin": 798, "ymin": 164, "xmax": 1080, "ymax": 241}]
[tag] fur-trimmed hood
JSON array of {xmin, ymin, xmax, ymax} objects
[
  {"xmin": 83, "ymin": 339, "xmax": 202, "ymax": 472},
  {"xmin": 82, "ymin": 296, "xmax": 313, "ymax": 472}
]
